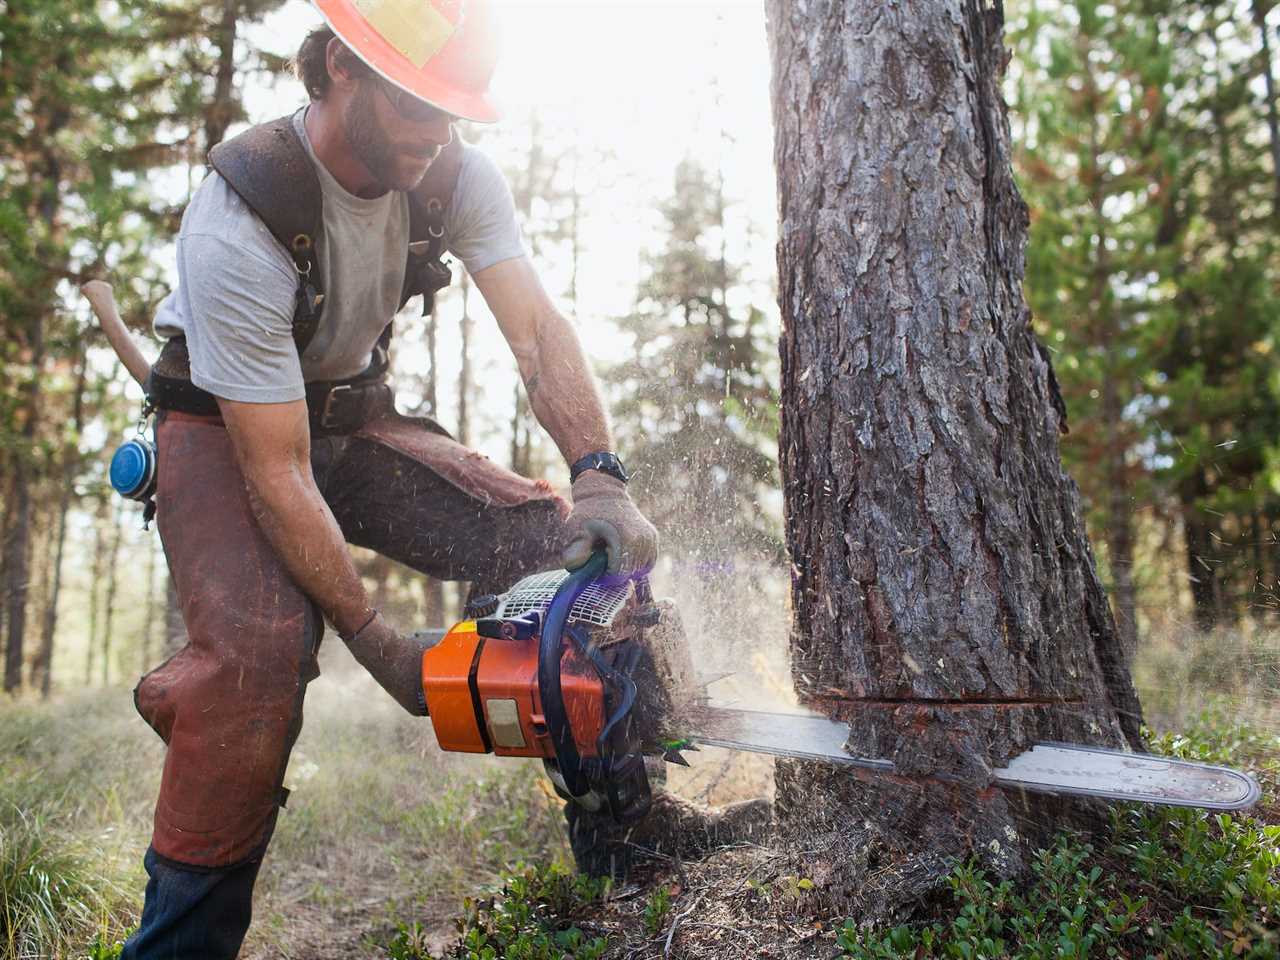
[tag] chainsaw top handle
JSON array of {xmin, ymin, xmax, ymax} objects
[{"xmin": 538, "ymin": 548, "xmax": 609, "ymax": 797}]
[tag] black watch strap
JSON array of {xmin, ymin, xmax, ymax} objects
[{"xmin": 569, "ymin": 451, "xmax": 630, "ymax": 485}]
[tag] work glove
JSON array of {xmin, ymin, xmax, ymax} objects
[
  {"xmin": 562, "ymin": 471, "xmax": 659, "ymax": 577},
  {"xmin": 341, "ymin": 611, "xmax": 430, "ymax": 717}
]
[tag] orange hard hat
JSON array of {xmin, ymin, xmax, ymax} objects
[{"xmin": 312, "ymin": 0, "xmax": 501, "ymax": 123}]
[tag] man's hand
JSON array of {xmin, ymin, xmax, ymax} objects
[{"xmin": 562, "ymin": 471, "xmax": 659, "ymax": 576}]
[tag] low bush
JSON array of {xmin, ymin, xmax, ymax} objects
[
  {"xmin": 382, "ymin": 861, "xmax": 611, "ymax": 960},
  {"xmin": 838, "ymin": 715, "xmax": 1280, "ymax": 959}
]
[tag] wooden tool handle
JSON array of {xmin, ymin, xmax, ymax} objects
[{"xmin": 80, "ymin": 280, "xmax": 152, "ymax": 387}]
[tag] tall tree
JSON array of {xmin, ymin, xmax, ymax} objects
[
  {"xmin": 1012, "ymin": 0, "xmax": 1176, "ymax": 654},
  {"xmin": 766, "ymin": 0, "xmax": 1143, "ymax": 909},
  {"xmin": 1149, "ymin": 0, "xmax": 1280, "ymax": 630},
  {"xmin": 501, "ymin": 110, "xmax": 583, "ymax": 480},
  {"xmin": 0, "ymin": 0, "xmax": 293, "ymax": 693},
  {"xmin": 610, "ymin": 158, "xmax": 781, "ymax": 578},
  {"xmin": 32, "ymin": 338, "xmax": 89, "ymax": 696}
]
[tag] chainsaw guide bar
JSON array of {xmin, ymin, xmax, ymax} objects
[{"xmin": 686, "ymin": 706, "xmax": 1262, "ymax": 811}]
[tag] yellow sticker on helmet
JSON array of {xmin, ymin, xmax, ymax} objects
[{"xmin": 355, "ymin": 0, "xmax": 456, "ymax": 68}]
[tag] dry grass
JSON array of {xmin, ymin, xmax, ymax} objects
[
  {"xmin": 0, "ymin": 641, "xmax": 575, "ymax": 960},
  {"xmin": 3, "ymin": 604, "xmax": 1276, "ymax": 958}
]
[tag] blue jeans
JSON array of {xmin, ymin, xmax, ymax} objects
[{"xmin": 120, "ymin": 847, "xmax": 262, "ymax": 960}]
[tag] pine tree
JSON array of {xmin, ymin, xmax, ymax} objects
[
  {"xmin": 768, "ymin": 0, "xmax": 1142, "ymax": 908},
  {"xmin": 0, "ymin": 0, "xmax": 292, "ymax": 692},
  {"xmin": 1148, "ymin": 0, "xmax": 1280, "ymax": 629},
  {"xmin": 1012, "ymin": 0, "xmax": 1177, "ymax": 652},
  {"xmin": 610, "ymin": 159, "xmax": 781, "ymax": 580}
]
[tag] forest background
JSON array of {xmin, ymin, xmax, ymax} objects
[
  {"xmin": 4, "ymin": 0, "xmax": 1277, "ymax": 711},
  {"xmin": 0, "ymin": 0, "xmax": 1278, "ymax": 955}
]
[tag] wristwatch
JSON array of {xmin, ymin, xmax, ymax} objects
[{"xmin": 569, "ymin": 451, "xmax": 630, "ymax": 485}]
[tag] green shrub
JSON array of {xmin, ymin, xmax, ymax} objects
[
  {"xmin": 837, "ymin": 715, "xmax": 1280, "ymax": 959},
  {"xmin": 382, "ymin": 861, "xmax": 611, "ymax": 960},
  {"xmin": 641, "ymin": 884, "xmax": 673, "ymax": 937}
]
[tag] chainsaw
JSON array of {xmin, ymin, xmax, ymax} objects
[{"xmin": 418, "ymin": 551, "xmax": 1261, "ymax": 824}]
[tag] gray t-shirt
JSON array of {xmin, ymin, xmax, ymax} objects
[{"xmin": 154, "ymin": 107, "xmax": 526, "ymax": 403}]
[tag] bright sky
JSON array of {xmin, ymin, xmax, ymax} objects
[{"xmin": 243, "ymin": 0, "xmax": 781, "ymax": 465}]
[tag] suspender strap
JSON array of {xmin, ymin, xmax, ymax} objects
[
  {"xmin": 208, "ymin": 117, "xmax": 326, "ymax": 355},
  {"xmin": 402, "ymin": 133, "xmax": 465, "ymax": 316}
]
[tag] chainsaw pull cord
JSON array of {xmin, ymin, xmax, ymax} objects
[{"xmin": 538, "ymin": 548, "xmax": 609, "ymax": 798}]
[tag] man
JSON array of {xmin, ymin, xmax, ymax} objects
[{"xmin": 120, "ymin": 1, "xmax": 662, "ymax": 956}]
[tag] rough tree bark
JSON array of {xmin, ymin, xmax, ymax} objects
[
  {"xmin": 766, "ymin": 0, "xmax": 1144, "ymax": 908},
  {"xmin": 4, "ymin": 281, "xmax": 46, "ymax": 694}
]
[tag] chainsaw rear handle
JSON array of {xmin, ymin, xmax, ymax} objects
[{"xmin": 539, "ymin": 548, "xmax": 609, "ymax": 797}]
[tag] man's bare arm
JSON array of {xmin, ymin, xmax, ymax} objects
[
  {"xmin": 473, "ymin": 256, "xmax": 658, "ymax": 576},
  {"xmin": 472, "ymin": 256, "xmax": 612, "ymax": 464},
  {"xmin": 217, "ymin": 397, "xmax": 373, "ymax": 636}
]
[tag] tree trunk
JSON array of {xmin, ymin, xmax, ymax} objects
[
  {"xmin": 36, "ymin": 345, "xmax": 88, "ymax": 697},
  {"xmin": 204, "ymin": 0, "xmax": 240, "ymax": 152},
  {"xmin": 4, "ymin": 315, "xmax": 45, "ymax": 693},
  {"xmin": 1102, "ymin": 374, "xmax": 1138, "ymax": 658},
  {"xmin": 86, "ymin": 494, "xmax": 108, "ymax": 685},
  {"xmin": 101, "ymin": 500, "xmax": 124, "ymax": 686},
  {"xmin": 1084, "ymin": 97, "xmax": 1139, "ymax": 659},
  {"xmin": 767, "ymin": 0, "xmax": 1143, "ymax": 906},
  {"xmin": 4, "ymin": 458, "xmax": 32, "ymax": 692},
  {"xmin": 1254, "ymin": 0, "xmax": 1280, "ymax": 221},
  {"xmin": 510, "ymin": 382, "xmax": 528, "ymax": 474},
  {"xmin": 33, "ymin": 501, "xmax": 58, "ymax": 696},
  {"xmin": 458, "ymin": 272, "xmax": 473, "ymax": 447},
  {"xmin": 1181, "ymin": 466, "xmax": 1220, "ymax": 632},
  {"xmin": 425, "ymin": 311, "xmax": 439, "ymax": 418}
]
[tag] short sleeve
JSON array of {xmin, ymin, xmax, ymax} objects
[
  {"xmin": 179, "ymin": 232, "xmax": 305, "ymax": 404},
  {"xmin": 445, "ymin": 144, "xmax": 528, "ymax": 276}
]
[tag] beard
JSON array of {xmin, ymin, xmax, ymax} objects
[{"xmin": 341, "ymin": 82, "xmax": 437, "ymax": 193}]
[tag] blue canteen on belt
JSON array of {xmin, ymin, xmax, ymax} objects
[{"xmin": 110, "ymin": 437, "xmax": 158, "ymax": 501}]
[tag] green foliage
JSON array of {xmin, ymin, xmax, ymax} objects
[
  {"xmin": 836, "ymin": 715, "xmax": 1280, "ymax": 959},
  {"xmin": 1009, "ymin": 0, "xmax": 1280, "ymax": 631},
  {"xmin": 0, "ymin": 0, "xmax": 295, "ymax": 697},
  {"xmin": 609, "ymin": 158, "xmax": 782, "ymax": 573},
  {"xmin": 84, "ymin": 934, "xmax": 126, "ymax": 960},
  {"xmin": 0, "ymin": 793, "xmax": 125, "ymax": 960},
  {"xmin": 384, "ymin": 862, "xmax": 611, "ymax": 960},
  {"xmin": 641, "ymin": 884, "xmax": 673, "ymax": 937}
]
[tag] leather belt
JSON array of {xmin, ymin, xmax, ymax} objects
[
  {"xmin": 148, "ymin": 338, "xmax": 390, "ymax": 436},
  {"xmin": 304, "ymin": 378, "xmax": 391, "ymax": 435}
]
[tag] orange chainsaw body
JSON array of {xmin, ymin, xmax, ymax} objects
[{"xmin": 421, "ymin": 620, "xmax": 606, "ymax": 758}]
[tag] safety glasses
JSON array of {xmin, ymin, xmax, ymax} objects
[{"xmin": 374, "ymin": 76, "xmax": 453, "ymax": 125}]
